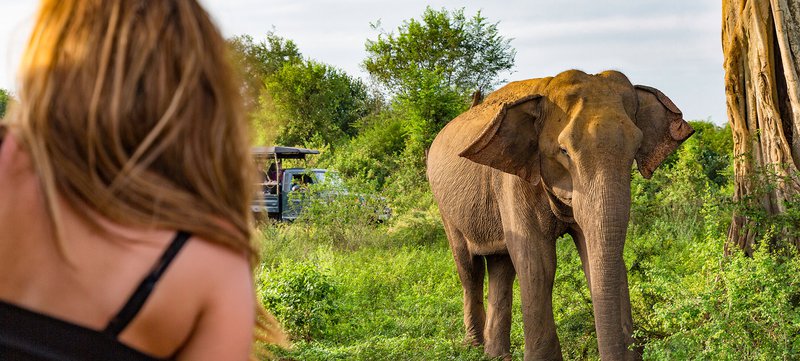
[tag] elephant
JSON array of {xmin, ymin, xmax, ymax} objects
[{"xmin": 426, "ymin": 70, "xmax": 693, "ymax": 360}]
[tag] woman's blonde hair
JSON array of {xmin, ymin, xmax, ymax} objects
[{"xmin": 8, "ymin": 0, "xmax": 286, "ymax": 348}]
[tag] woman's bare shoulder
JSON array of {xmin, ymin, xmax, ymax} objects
[
  {"xmin": 169, "ymin": 236, "xmax": 253, "ymax": 285},
  {"xmin": 176, "ymin": 236, "xmax": 256, "ymax": 360},
  {"xmin": 121, "ymin": 235, "xmax": 256, "ymax": 360}
]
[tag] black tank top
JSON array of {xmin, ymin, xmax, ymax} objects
[{"xmin": 0, "ymin": 231, "xmax": 191, "ymax": 360}]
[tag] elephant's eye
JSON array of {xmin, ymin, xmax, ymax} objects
[{"xmin": 559, "ymin": 147, "xmax": 570, "ymax": 157}]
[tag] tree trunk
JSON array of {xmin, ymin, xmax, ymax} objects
[{"xmin": 722, "ymin": 0, "xmax": 800, "ymax": 255}]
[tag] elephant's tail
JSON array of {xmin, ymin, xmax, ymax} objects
[{"xmin": 470, "ymin": 89, "xmax": 483, "ymax": 108}]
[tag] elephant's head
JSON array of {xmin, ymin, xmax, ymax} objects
[{"xmin": 458, "ymin": 70, "xmax": 693, "ymax": 359}]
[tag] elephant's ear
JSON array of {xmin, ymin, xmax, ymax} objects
[
  {"xmin": 633, "ymin": 85, "xmax": 694, "ymax": 179},
  {"xmin": 459, "ymin": 94, "xmax": 544, "ymax": 185}
]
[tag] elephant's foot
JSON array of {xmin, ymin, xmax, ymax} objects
[
  {"xmin": 521, "ymin": 333, "xmax": 563, "ymax": 361},
  {"xmin": 463, "ymin": 331, "xmax": 484, "ymax": 347},
  {"xmin": 484, "ymin": 346, "xmax": 511, "ymax": 361},
  {"xmin": 483, "ymin": 334, "xmax": 511, "ymax": 360},
  {"xmin": 523, "ymin": 346, "xmax": 563, "ymax": 361},
  {"xmin": 463, "ymin": 311, "xmax": 486, "ymax": 346}
]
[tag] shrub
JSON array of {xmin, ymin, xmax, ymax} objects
[
  {"xmin": 258, "ymin": 261, "xmax": 340, "ymax": 341},
  {"xmin": 733, "ymin": 164, "xmax": 800, "ymax": 254},
  {"xmin": 286, "ymin": 176, "xmax": 390, "ymax": 251},
  {"xmin": 642, "ymin": 246, "xmax": 800, "ymax": 360},
  {"xmin": 629, "ymin": 121, "xmax": 733, "ymax": 239},
  {"xmin": 325, "ymin": 111, "xmax": 407, "ymax": 189}
]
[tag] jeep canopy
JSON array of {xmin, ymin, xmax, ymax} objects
[{"xmin": 251, "ymin": 146, "xmax": 320, "ymax": 160}]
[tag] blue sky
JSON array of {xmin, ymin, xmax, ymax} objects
[{"xmin": 0, "ymin": 0, "xmax": 726, "ymax": 124}]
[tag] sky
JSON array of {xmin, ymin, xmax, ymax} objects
[{"xmin": 0, "ymin": 0, "xmax": 726, "ymax": 124}]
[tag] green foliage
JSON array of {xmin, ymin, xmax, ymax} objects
[
  {"xmin": 0, "ymin": 89, "xmax": 9, "ymax": 118},
  {"xmin": 364, "ymin": 7, "xmax": 515, "ymax": 95},
  {"xmin": 266, "ymin": 60, "xmax": 372, "ymax": 147},
  {"xmin": 335, "ymin": 7, "xmax": 514, "ymax": 206},
  {"xmin": 325, "ymin": 89, "xmax": 467, "ymax": 209},
  {"xmin": 325, "ymin": 111, "xmax": 407, "ymax": 189},
  {"xmin": 685, "ymin": 121, "xmax": 734, "ymax": 187},
  {"xmin": 551, "ymin": 236, "xmax": 598, "ymax": 359},
  {"xmin": 395, "ymin": 72, "xmax": 469, "ymax": 141},
  {"xmin": 227, "ymin": 32, "xmax": 303, "ymax": 145},
  {"xmin": 630, "ymin": 121, "xmax": 733, "ymax": 238},
  {"xmin": 734, "ymin": 164, "xmax": 800, "ymax": 253},
  {"xmin": 228, "ymin": 33, "xmax": 303, "ymax": 81},
  {"xmin": 260, "ymin": 237, "xmax": 493, "ymax": 360},
  {"xmin": 233, "ymin": 7, "xmax": 511, "ymax": 208},
  {"xmin": 228, "ymin": 32, "xmax": 375, "ymax": 148},
  {"xmin": 363, "ymin": 7, "xmax": 513, "ymax": 131},
  {"xmin": 259, "ymin": 261, "xmax": 340, "ymax": 342},
  {"xmin": 288, "ymin": 176, "xmax": 390, "ymax": 250},
  {"xmin": 643, "ymin": 247, "xmax": 800, "ymax": 360},
  {"xmin": 623, "ymin": 122, "xmax": 800, "ymax": 359},
  {"xmin": 227, "ymin": 33, "xmax": 302, "ymax": 109}
]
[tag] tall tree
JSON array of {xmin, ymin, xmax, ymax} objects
[
  {"xmin": 229, "ymin": 32, "xmax": 373, "ymax": 147},
  {"xmin": 722, "ymin": 0, "xmax": 800, "ymax": 254},
  {"xmin": 363, "ymin": 7, "xmax": 514, "ymax": 115},
  {"xmin": 227, "ymin": 33, "xmax": 302, "ymax": 109},
  {"xmin": 361, "ymin": 8, "xmax": 516, "ymax": 188}
]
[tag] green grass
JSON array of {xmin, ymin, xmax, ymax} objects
[
  {"xmin": 260, "ymin": 239, "xmax": 492, "ymax": 360},
  {"xmin": 258, "ymin": 210, "xmax": 800, "ymax": 360}
]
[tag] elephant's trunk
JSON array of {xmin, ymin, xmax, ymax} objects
[{"xmin": 575, "ymin": 175, "xmax": 638, "ymax": 360}]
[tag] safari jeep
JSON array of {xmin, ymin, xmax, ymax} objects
[{"xmin": 251, "ymin": 146, "xmax": 390, "ymax": 222}]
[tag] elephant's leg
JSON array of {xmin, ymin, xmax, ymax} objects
[
  {"xmin": 569, "ymin": 229, "xmax": 592, "ymax": 291},
  {"xmin": 484, "ymin": 254, "xmax": 515, "ymax": 359},
  {"xmin": 506, "ymin": 233, "xmax": 561, "ymax": 360},
  {"xmin": 443, "ymin": 220, "xmax": 486, "ymax": 345}
]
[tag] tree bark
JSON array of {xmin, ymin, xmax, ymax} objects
[{"xmin": 722, "ymin": 0, "xmax": 800, "ymax": 255}]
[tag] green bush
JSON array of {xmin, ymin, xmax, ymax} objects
[
  {"xmin": 621, "ymin": 121, "xmax": 800, "ymax": 359},
  {"xmin": 733, "ymin": 164, "xmax": 800, "ymax": 254},
  {"xmin": 259, "ymin": 261, "xmax": 340, "ymax": 341},
  {"xmin": 325, "ymin": 111, "xmax": 407, "ymax": 190},
  {"xmin": 384, "ymin": 195, "xmax": 446, "ymax": 248},
  {"xmin": 642, "ymin": 246, "xmax": 800, "ymax": 360},
  {"xmin": 629, "ymin": 121, "xmax": 733, "ymax": 239},
  {"xmin": 255, "ymin": 172, "xmax": 378, "ymax": 267}
]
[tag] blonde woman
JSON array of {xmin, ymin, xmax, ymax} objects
[{"xmin": 0, "ymin": 1, "xmax": 286, "ymax": 360}]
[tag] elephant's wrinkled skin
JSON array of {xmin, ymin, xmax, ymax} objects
[{"xmin": 427, "ymin": 70, "xmax": 693, "ymax": 360}]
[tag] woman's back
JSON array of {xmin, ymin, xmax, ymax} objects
[
  {"xmin": 0, "ymin": 0, "xmax": 286, "ymax": 359},
  {"xmin": 0, "ymin": 134, "xmax": 257, "ymax": 359}
]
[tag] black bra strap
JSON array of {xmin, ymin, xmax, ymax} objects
[{"xmin": 103, "ymin": 231, "xmax": 191, "ymax": 337}]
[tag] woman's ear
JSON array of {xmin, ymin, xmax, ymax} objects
[
  {"xmin": 459, "ymin": 94, "xmax": 544, "ymax": 185},
  {"xmin": 633, "ymin": 85, "xmax": 694, "ymax": 179}
]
